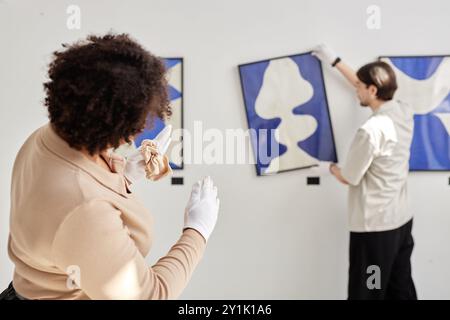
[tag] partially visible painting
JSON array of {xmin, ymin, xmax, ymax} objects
[
  {"xmin": 380, "ymin": 56, "xmax": 450, "ymax": 171},
  {"xmin": 134, "ymin": 58, "xmax": 183, "ymax": 169},
  {"xmin": 239, "ymin": 52, "xmax": 337, "ymax": 176}
]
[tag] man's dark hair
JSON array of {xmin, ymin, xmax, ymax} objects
[
  {"xmin": 44, "ymin": 33, "xmax": 171, "ymax": 155},
  {"xmin": 356, "ymin": 61, "xmax": 398, "ymax": 101}
]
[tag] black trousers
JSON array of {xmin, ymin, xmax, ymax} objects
[
  {"xmin": 0, "ymin": 282, "xmax": 26, "ymax": 300},
  {"xmin": 348, "ymin": 219, "xmax": 417, "ymax": 300}
]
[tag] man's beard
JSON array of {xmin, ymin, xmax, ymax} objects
[{"xmin": 359, "ymin": 100, "xmax": 369, "ymax": 107}]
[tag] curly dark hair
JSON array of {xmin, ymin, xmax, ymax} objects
[{"xmin": 44, "ymin": 33, "xmax": 171, "ymax": 155}]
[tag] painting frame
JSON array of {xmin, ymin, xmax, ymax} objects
[
  {"xmin": 134, "ymin": 57, "xmax": 184, "ymax": 170},
  {"xmin": 238, "ymin": 51, "xmax": 338, "ymax": 176}
]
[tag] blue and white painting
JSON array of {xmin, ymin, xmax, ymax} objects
[
  {"xmin": 135, "ymin": 58, "xmax": 183, "ymax": 169},
  {"xmin": 239, "ymin": 52, "xmax": 337, "ymax": 175},
  {"xmin": 381, "ymin": 56, "xmax": 450, "ymax": 171}
]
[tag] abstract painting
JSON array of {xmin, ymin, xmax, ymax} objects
[
  {"xmin": 380, "ymin": 56, "xmax": 450, "ymax": 171},
  {"xmin": 134, "ymin": 57, "xmax": 183, "ymax": 169},
  {"xmin": 239, "ymin": 52, "xmax": 337, "ymax": 176}
]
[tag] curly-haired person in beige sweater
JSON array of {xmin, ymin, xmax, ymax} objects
[{"xmin": 2, "ymin": 33, "xmax": 220, "ymax": 300}]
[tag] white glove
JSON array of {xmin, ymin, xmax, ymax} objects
[
  {"xmin": 124, "ymin": 125, "xmax": 172, "ymax": 184},
  {"xmin": 184, "ymin": 176, "xmax": 220, "ymax": 242},
  {"xmin": 312, "ymin": 44, "xmax": 339, "ymax": 66}
]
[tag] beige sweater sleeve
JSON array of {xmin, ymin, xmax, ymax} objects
[{"xmin": 51, "ymin": 200, "xmax": 206, "ymax": 300}]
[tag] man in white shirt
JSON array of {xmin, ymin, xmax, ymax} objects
[{"xmin": 313, "ymin": 45, "xmax": 417, "ymax": 300}]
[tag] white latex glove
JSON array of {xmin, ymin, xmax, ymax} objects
[
  {"xmin": 184, "ymin": 176, "xmax": 220, "ymax": 242},
  {"xmin": 311, "ymin": 44, "xmax": 339, "ymax": 66},
  {"xmin": 124, "ymin": 125, "xmax": 172, "ymax": 184}
]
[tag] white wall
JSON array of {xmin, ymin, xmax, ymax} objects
[{"xmin": 1, "ymin": 0, "xmax": 449, "ymax": 299}]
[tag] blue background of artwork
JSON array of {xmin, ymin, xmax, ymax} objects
[
  {"xmin": 389, "ymin": 56, "xmax": 450, "ymax": 170},
  {"xmin": 134, "ymin": 58, "xmax": 182, "ymax": 169},
  {"xmin": 239, "ymin": 53, "xmax": 337, "ymax": 175}
]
